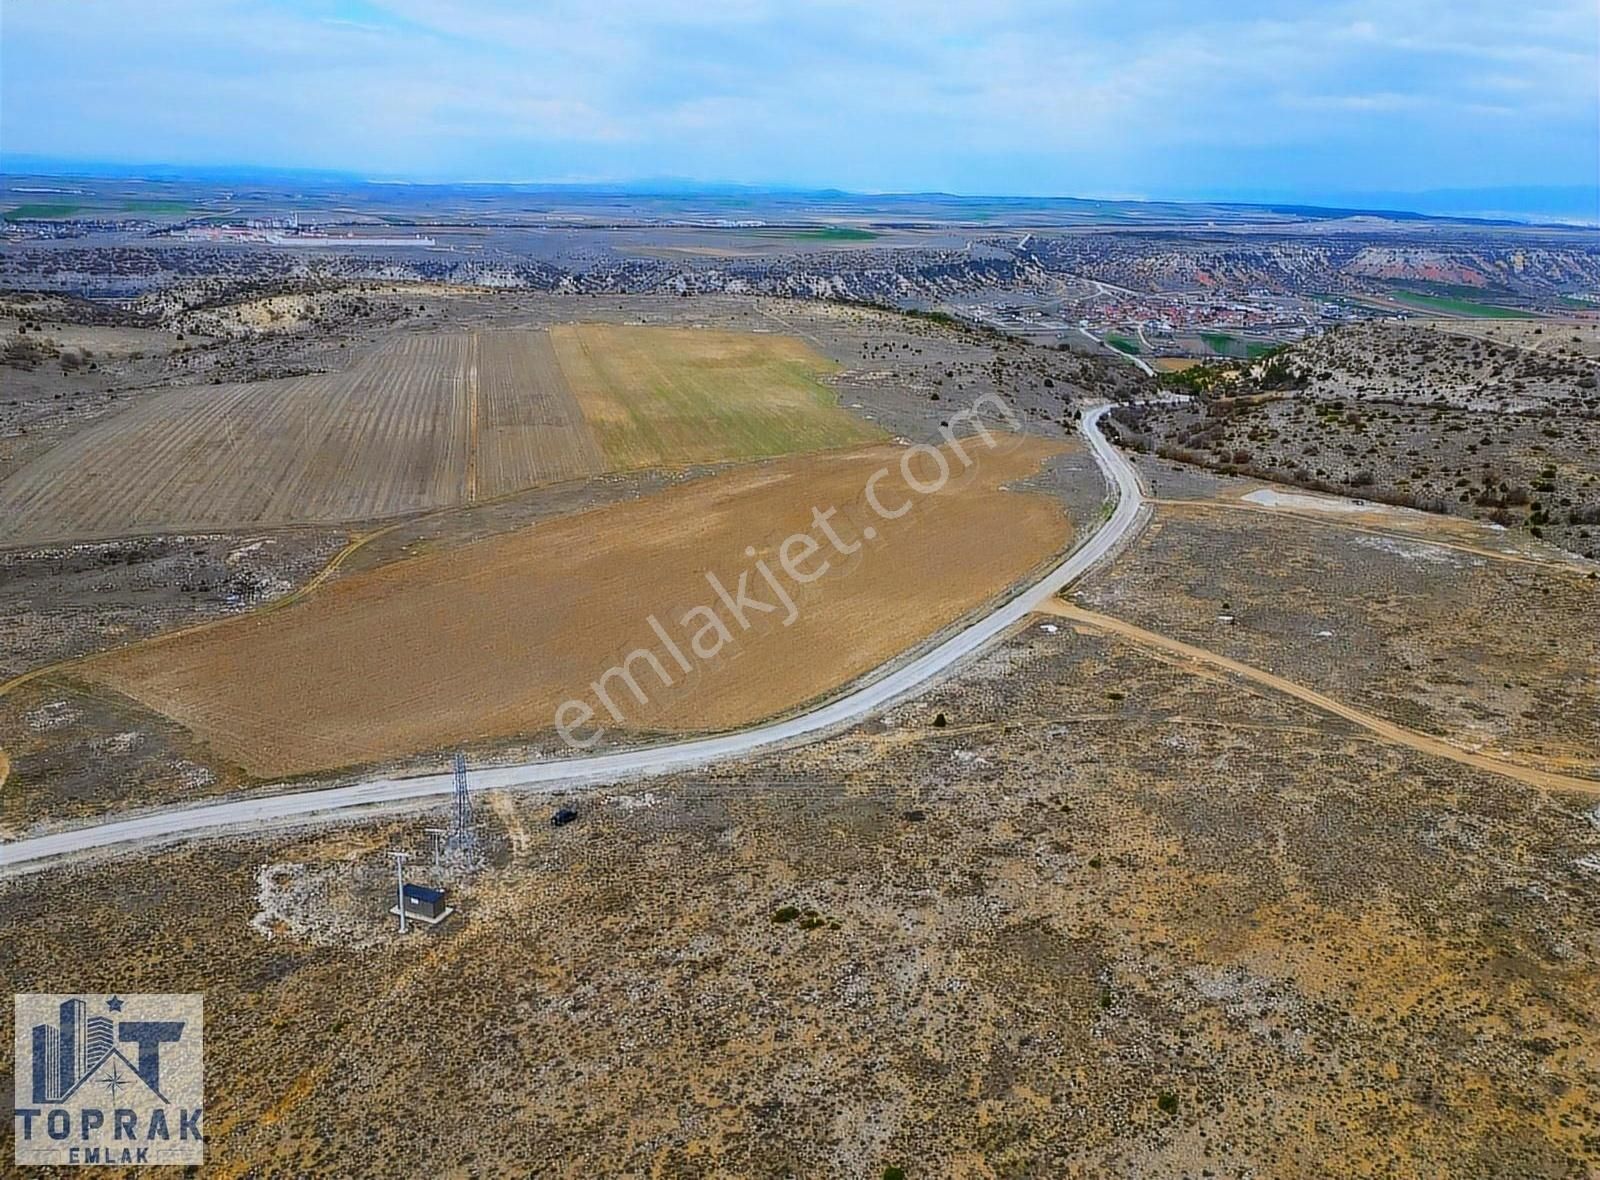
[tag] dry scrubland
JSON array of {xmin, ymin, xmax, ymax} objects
[
  {"xmin": 3, "ymin": 293, "xmax": 1599, "ymax": 1173},
  {"xmin": 1117, "ymin": 319, "xmax": 1600, "ymax": 558},
  {"xmin": 1295, "ymin": 320, "xmax": 1598, "ymax": 413},
  {"xmin": 0, "ymin": 325, "xmax": 876, "ymax": 544},
  {"xmin": 6, "ymin": 621, "xmax": 1596, "ymax": 1176},
  {"xmin": 1421, "ymin": 316, "xmax": 1600, "ymax": 361},
  {"xmin": 0, "ymin": 529, "xmax": 349, "ymax": 679},
  {"xmin": 0, "ymin": 675, "xmax": 242, "ymax": 837},
  {"xmin": 88, "ymin": 435, "xmax": 1068, "ymax": 777},
  {"xmin": 1079, "ymin": 502, "xmax": 1599, "ymax": 780}
]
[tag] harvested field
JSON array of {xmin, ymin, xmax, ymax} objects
[
  {"xmin": 473, "ymin": 330, "xmax": 605, "ymax": 499},
  {"xmin": 549, "ymin": 322, "xmax": 883, "ymax": 468},
  {"xmin": 89, "ymin": 435, "xmax": 1069, "ymax": 777},
  {"xmin": 0, "ymin": 323, "xmax": 865, "ymax": 544},
  {"xmin": 0, "ymin": 333, "xmax": 475, "ymax": 541}
]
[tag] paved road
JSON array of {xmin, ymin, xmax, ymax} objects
[{"xmin": 1, "ymin": 405, "xmax": 1146, "ymax": 872}]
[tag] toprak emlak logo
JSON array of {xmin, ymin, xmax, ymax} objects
[{"xmin": 12, "ymin": 994, "xmax": 204, "ymax": 1166}]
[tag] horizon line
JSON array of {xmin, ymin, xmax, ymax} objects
[{"xmin": 2, "ymin": 155, "xmax": 1596, "ymax": 228}]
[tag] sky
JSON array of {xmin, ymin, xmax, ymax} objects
[{"xmin": 2, "ymin": 0, "xmax": 1596, "ymax": 213}]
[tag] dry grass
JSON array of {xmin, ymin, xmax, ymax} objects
[
  {"xmin": 1078, "ymin": 501, "xmax": 1600, "ymax": 779},
  {"xmin": 87, "ymin": 435, "xmax": 1068, "ymax": 777},
  {"xmin": 549, "ymin": 323, "xmax": 883, "ymax": 468},
  {"xmin": 9, "ymin": 621, "xmax": 1597, "ymax": 1176}
]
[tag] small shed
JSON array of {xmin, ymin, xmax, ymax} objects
[{"xmin": 403, "ymin": 883, "xmax": 448, "ymax": 921}]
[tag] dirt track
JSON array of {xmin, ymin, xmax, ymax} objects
[
  {"xmin": 1038, "ymin": 599, "xmax": 1600, "ymax": 795},
  {"xmin": 1151, "ymin": 496, "xmax": 1590, "ymax": 576}
]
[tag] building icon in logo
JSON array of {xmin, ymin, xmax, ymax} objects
[{"xmin": 30, "ymin": 996, "xmax": 177, "ymax": 1105}]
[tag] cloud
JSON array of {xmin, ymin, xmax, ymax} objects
[{"xmin": 1, "ymin": 0, "xmax": 1595, "ymax": 196}]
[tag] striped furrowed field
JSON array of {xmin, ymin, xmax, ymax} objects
[
  {"xmin": 474, "ymin": 330, "xmax": 606, "ymax": 499},
  {"xmin": 0, "ymin": 334, "xmax": 474, "ymax": 542},
  {"xmin": 0, "ymin": 325, "xmax": 878, "ymax": 545}
]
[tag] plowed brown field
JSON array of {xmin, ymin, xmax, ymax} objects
[
  {"xmin": 88, "ymin": 435, "xmax": 1069, "ymax": 776},
  {"xmin": 0, "ymin": 334, "xmax": 486, "ymax": 542},
  {"xmin": 1, "ymin": 335, "xmax": 479, "ymax": 541}
]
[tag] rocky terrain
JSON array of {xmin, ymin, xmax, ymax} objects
[
  {"xmin": 1111, "ymin": 320, "xmax": 1600, "ymax": 558},
  {"xmin": 1016, "ymin": 233, "xmax": 1600, "ymax": 298},
  {"xmin": 7, "ymin": 224, "xmax": 1598, "ymax": 313}
]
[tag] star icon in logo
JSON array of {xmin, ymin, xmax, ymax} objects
[
  {"xmin": 106, "ymin": 996, "xmax": 124, "ymax": 1012},
  {"xmin": 100, "ymin": 1064, "xmax": 130, "ymax": 1101}
]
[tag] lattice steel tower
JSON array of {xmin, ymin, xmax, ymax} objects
[{"xmin": 444, "ymin": 751, "xmax": 481, "ymax": 866}]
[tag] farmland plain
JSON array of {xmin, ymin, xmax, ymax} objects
[
  {"xmin": 549, "ymin": 323, "xmax": 883, "ymax": 468},
  {"xmin": 87, "ymin": 434, "xmax": 1069, "ymax": 777},
  {"xmin": 473, "ymin": 329, "xmax": 606, "ymax": 498},
  {"xmin": 0, "ymin": 323, "xmax": 882, "ymax": 544},
  {"xmin": 0, "ymin": 332, "xmax": 475, "ymax": 541}
]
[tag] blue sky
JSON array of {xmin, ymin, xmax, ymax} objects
[{"xmin": 2, "ymin": 0, "xmax": 1595, "ymax": 210}]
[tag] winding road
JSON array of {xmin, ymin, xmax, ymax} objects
[{"xmin": 1, "ymin": 404, "xmax": 1145, "ymax": 873}]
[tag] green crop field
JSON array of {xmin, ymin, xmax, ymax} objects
[
  {"xmin": 1105, "ymin": 333, "xmax": 1142, "ymax": 355},
  {"xmin": 549, "ymin": 323, "xmax": 884, "ymax": 468},
  {"xmin": 1385, "ymin": 291, "xmax": 1532, "ymax": 319},
  {"xmin": 120, "ymin": 200, "xmax": 194, "ymax": 215},
  {"xmin": 752, "ymin": 226, "xmax": 877, "ymax": 242},
  {"xmin": 1201, "ymin": 332, "xmax": 1280, "ymax": 359},
  {"xmin": 3, "ymin": 203, "xmax": 86, "ymax": 221}
]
